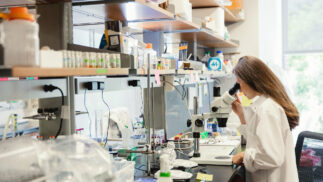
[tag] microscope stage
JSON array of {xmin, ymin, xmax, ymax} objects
[{"xmin": 190, "ymin": 145, "xmax": 235, "ymax": 165}]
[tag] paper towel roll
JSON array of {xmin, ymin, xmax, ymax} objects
[
  {"xmin": 192, "ymin": 7, "xmax": 225, "ymax": 37},
  {"xmin": 213, "ymin": 7, "xmax": 225, "ymax": 36}
]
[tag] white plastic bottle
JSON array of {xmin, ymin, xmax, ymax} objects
[
  {"xmin": 216, "ymin": 51, "xmax": 224, "ymax": 72},
  {"xmin": 201, "ymin": 51, "xmax": 211, "ymax": 64},
  {"xmin": 216, "ymin": 51, "xmax": 224, "ymax": 62},
  {"xmin": 144, "ymin": 43, "xmax": 157, "ymax": 70},
  {"xmin": 1, "ymin": 7, "xmax": 39, "ymax": 67}
]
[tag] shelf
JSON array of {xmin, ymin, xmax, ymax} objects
[
  {"xmin": 202, "ymin": 70, "xmax": 227, "ymax": 76},
  {"xmin": 190, "ymin": 0, "xmax": 242, "ymax": 23},
  {"xmin": 135, "ymin": 69, "xmax": 176, "ymax": 75},
  {"xmin": 1, "ymin": 66, "xmax": 232, "ymax": 78},
  {"xmin": 0, "ymin": 0, "xmax": 35, "ymax": 7},
  {"xmin": 175, "ymin": 29, "xmax": 238, "ymax": 48},
  {"xmin": 129, "ymin": 18, "xmax": 199, "ymax": 32},
  {"xmin": 224, "ymin": 9, "xmax": 243, "ymax": 23},
  {"xmin": 104, "ymin": 0, "xmax": 174, "ymax": 22},
  {"xmin": 177, "ymin": 69, "xmax": 202, "ymax": 75},
  {"xmin": 11, "ymin": 67, "xmax": 130, "ymax": 77}
]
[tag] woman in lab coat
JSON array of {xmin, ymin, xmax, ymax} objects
[{"xmin": 231, "ymin": 56, "xmax": 299, "ymax": 182}]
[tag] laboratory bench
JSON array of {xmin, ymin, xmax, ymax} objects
[{"xmin": 135, "ymin": 145, "xmax": 246, "ymax": 182}]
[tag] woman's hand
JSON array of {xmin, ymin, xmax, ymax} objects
[
  {"xmin": 232, "ymin": 152, "xmax": 245, "ymax": 165},
  {"xmin": 232, "ymin": 94, "xmax": 246, "ymax": 124}
]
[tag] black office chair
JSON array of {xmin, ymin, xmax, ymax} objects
[{"xmin": 295, "ymin": 131, "xmax": 323, "ymax": 182}]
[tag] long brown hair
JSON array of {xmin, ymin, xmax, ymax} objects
[{"xmin": 233, "ymin": 56, "xmax": 299, "ymax": 129}]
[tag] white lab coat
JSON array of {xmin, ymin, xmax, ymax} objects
[{"xmin": 238, "ymin": 95, "xmax": 299, "ymax": 182}]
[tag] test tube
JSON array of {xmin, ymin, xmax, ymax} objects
[
  {"xmin": 110, "ymin": 54, "xmax": 116, "ymax": 68},
  {"xmin": 116, "ymin": 54, "xmax": 121, "ymax": 68},
  {"xmin": 89, "ymin": 52, "xmax": 97, "ymax": 68},
  {"xmin": 62, "ymin": 50, "xmax": 69, "ymax": 68},
  {"xmin": 100, "ymin": 53, "xmax": 105, "ymax": 68},
  {"xmin": 105, "ymin": 53, "xmax": 110, "ymax": 68},
  {"xmin": 95, "ymin": 110, "xmax": 104, "ymax": 143},
  {"xmin": 83, "ymin": 52, "xmax": 90, "ymax": 68},
  {"xmin": 69, "ymin": 51, "xmax": 76, "ymax": 68},
  {"xmin": 76, "ymin": 52, "xmax": 82, "ymax": 68},
  {"xmin": 96, "ymin": 53, "xmax": 102, "ymax": 68}
]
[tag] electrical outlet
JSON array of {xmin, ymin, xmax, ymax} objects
[{"xmin": 84, "ymin": 81, "xmax": 105, "ymax": 90}]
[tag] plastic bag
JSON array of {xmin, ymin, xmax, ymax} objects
[
  {"xmin": 0, "ymin": 136, "xmax": 44, "ymax": 182},
  {"xmin": 37, "ymin": 135, "xmax": 116, "ymax": 182}
]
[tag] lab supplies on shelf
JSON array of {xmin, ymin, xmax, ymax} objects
[
  {"xmin": 167, "ymin": 0, "xmax": 192, "ymax": 21},
  {"xmin": 143, "ymin": 43, "xmax": 157, "ymax": 70},
  {"xmin": 60, "ymin": 50, "xmax": 122, "ymax": 69},
  {"xmin": 193, "ymin": 7, "xmax": 225, "ymax": 37}
]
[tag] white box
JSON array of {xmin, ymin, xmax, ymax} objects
[{"xmin": 39, "ymin": 50, "xmax": 63, "ymax": 68}]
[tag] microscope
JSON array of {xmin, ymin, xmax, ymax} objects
[{"xmin": 187, "ymin": 83, "xmax": 240, "ymax": 158}]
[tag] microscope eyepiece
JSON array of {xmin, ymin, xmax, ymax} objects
[{"xmin": 229, "ymin": 83, "xmax": 240, "ymax": 95}]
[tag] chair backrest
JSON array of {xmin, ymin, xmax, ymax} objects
[{"xmin": 295, "ymin": 131, "xmax": 323, "ymax": 182}]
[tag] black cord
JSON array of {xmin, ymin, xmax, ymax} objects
[
  {"xmin": 162, "ymin": 80, "xmax": 185, "ymax": 99},
  {"xmin": 174, "ymin": 80, "xmax": 187, "ymax": 99},
  {"xmin": 43, "ymin": 85, "xmax": 64, "ymax": 139},
  {"xmin": 84, "ymin": 89, "xmax": 93, "ymax": 137},
  {"xmin": 101, "ymin": 90, "xmax": 111, "ymax": 147},
  {"xmin": 139, "ymin": 86, "xmax": 144, "ymax": 117},
  {"xmin": 54, "ymin": 87, "xmax": 64, "ymax": 138}
]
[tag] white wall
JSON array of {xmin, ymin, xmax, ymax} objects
[
  {"xmin": 228, "ymin": 0, "xmax": 259, "ymax": 57},
  {"xmin": 74, "ymin": 88, "xmax": 143, "ymax": 137}
]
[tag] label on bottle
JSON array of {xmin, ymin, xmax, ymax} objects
[{"xmin": 208, "ymin": 57, "xmax": 222, "ymax": 71}]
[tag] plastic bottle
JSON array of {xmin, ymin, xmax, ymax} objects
[
  {"xmin": 144, "ymin": 43, "xmax": 157, "ymax": 70},
  {"xmin": 138, "ymin": 48, "xmax": 144, "ymax": 69},
  {"xmin": 36, "ymin": 135, "xmax": 43, "ymax": 141},
  {"xmin": 223, "ymin": 58, "xmax": 233, "ymax": 73},
  {"xmin": 157, "ymin": 154, "xmax": 172, "ymax": 182},
  {"xmin": 1, "ymin": 7, "xmax": 39, "ymax": 67},
  {"xmin": 216, "ymin": 51, "xmax": 224, "ymax": 63},
  {"xmin": 201, "ymin": 51, "xmax": 211, "ymax": 64}
]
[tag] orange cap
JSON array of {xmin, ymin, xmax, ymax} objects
[
  {"xmin": 0, "ymin": 7, "xmax": 34, "ymax": 22},
  {"xmin": 146, "ymin": 43, "xmax": 152, "ymax": 49}
]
